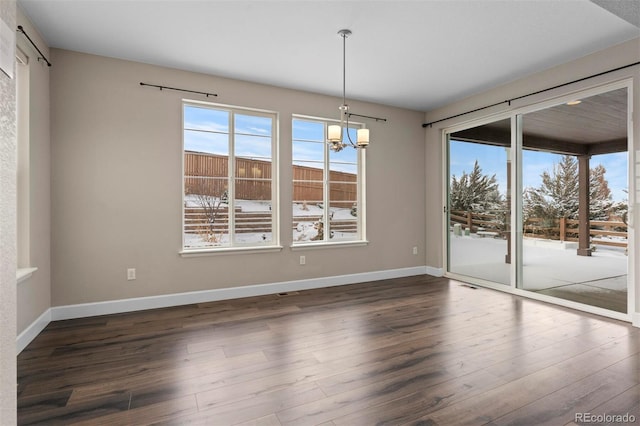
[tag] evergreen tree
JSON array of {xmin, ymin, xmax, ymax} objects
[
  {"xmin": 612, "ymin": 189, "xmax": 628, "ymax": 226},
  {"xmin": 450, "ymin": 160, "xmax": 502, "ymax": 212},
  {"xmin": 523, "ymin": 155, "xmax": 613, "ymax": 221},
  {"xmin": 589, "ymin": 164, "xmax": 613, "ymax": 220},
  {"xmin": 524, "ymin": 155, "xmax": 578, "ymax": 220}
]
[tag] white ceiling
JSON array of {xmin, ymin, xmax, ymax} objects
[{"xmin": 17, "ymin": 0, "xmax": 640, "ymax": 112}]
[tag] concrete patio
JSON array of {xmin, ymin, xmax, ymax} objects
[{"xmin": 449, "ymin": 233, "xmax": 627, "ymax": 312}]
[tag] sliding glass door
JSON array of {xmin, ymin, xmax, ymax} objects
[
  {"xmin": 518, "ymin": 88, "xmax": 629, "ymax": 314},
  {"xmin": 447, "ymin": 118, "xmax": 511, "ymax": 285},
  {"xmin": 445, "ymin": 85, "xmax": 630, "ymax": 316}
]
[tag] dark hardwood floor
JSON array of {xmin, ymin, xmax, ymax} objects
[{"xmin": 17, "ymin": 275, "xmax": 640, "ymax": 425}]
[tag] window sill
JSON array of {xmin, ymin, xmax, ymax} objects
[
  {"xmin": 17, "ymin": 267, "xmax": 38, "ymax": 284},
  {"xmin": 291, "ymin": 240, "xmax": 369, "ymax": 251},
  {"xmin": 180, "ymin": 245, "xmax": 283, "ymax": 257}
]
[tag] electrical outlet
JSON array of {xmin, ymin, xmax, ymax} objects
[
  {"xmin": 299, "ymin": 255, "xmax": 306, "ymax": 265},
  {"xmin": 412, "ymin": 246, "xmax": 418, "ymax": 255},
  {"xmin": 127, "ymin": 268, "xmax": 136, "ymax": 281}
]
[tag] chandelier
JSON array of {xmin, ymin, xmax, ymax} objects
[{"xmin": 327, "ymin": 29, "xmax": 370, "ymax": 152}]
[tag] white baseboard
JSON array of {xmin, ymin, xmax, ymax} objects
[
  {"xmin": 50, "ymin": 266, "xmax": 428, "ymax": 321},
  {"xmin": 425, "ymin": 266, "xmax": 444, "ymax": 277},
  {"xmin": 16, "ymin": 308, "xmax": 51, "ymax": 354},
  {"xmin": 18, "ymin": 266, "xmax": 429, "ymax": 352}
]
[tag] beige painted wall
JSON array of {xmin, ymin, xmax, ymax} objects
[
  {"xmin": 0, "ymin": 1, "xmax": 17, "ymax": 423},
  {"xmin": 15, "ymin": 8, "xmax": 51, "ymax": 336},
  {"xmin": 50, "ymin": 49, "xmax": 426, "ymax": 306},
  {"xmin": 424, "ymin": 37, "xmax": 640, "ymax": 322}
]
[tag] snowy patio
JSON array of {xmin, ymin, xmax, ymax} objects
[{"xmin": 449, "ymin": 233, "xmax": 627, "ymax": 312}]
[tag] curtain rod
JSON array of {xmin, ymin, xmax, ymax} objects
[
  {"xmin": 347, "ymin": 112, "xmax": 387, "ymax": 122},
  {"xmin": 422, "ymin": 61, "xmax": 640, "ymax": 128},
  {"xmin": 139, "ymin": 82, "xmax": 218, "ymax": 98},
  {"xmin": 16, "ymin": 26, "xmax": 51, "ymax": 67}
]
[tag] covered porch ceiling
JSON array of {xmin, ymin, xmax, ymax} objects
[{"xmin": 451, "ymin": 88, "xmax": 628, "ymax": 156}]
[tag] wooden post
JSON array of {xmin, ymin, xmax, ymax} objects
[
  {"xmin": 577, "ymin": 155, "xmax": 591, "ymax": 256},
  {"xmin": 467, "ymin": 211, "xmax": 473, "ymax": 232},
  {"xmin": 559, "ymin": 217, "xmax": 566, "ymax": 242}
]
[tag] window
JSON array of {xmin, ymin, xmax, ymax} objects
[
  {"xmin": 16, "ymin": 47, "xmax": 37, "ymax": 281},
  {"xmin": 183, "ymin": 102, "xmax": 278, "ymax": 251},
  {"xmin": 292, "ymin": 116, "xmax": 365, "ymax": 244}
]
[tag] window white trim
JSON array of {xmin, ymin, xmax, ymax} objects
[
  {"xmin": 181, "ymin": 100, "xmax": 279, "ymax": 253},
  {"xmin": 179, "ymin": 245, "xmax": 283, "ymax": 257},
  {"xmin": 291, "ymin": 114, "xmax": 366, "ymax": 246},
  {"xmin": 16, "ymin": 47, "xmax": 33, "ymax": 272},
  {"xmin": 17, "ymin": 267, "xmax": 37, "ymax": 284},
  {"xmin": 291, "ymin": 240, "xmax": 369, "ymax": 251}
]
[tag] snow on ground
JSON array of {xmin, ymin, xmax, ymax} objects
[
  {"xmin": 184, "ymin": 232, "xmax": 273, "ymax": 248},
  {"xmin": 185, "ymin": 196, "xmax": 272, "ymax": 212},
  {"xmin": 184, "ymin": 199, "xmax": 357, "ymax": 247},
  {"xmin": 185, "ymin": 227, "xmax": 357, "ymax": 247},
  {"xmin": 185, "ymin": 197, "xmax": 356, "ymax": 218},
  {"xmin": 237, "ymin": 200, "xmax": 272, "ymax": 211},
  {"xmin": 292, "ymin": 202, "xmax": 356, "ymax": 220},
  {"xmin": 292, "ymin": 221, "xmax": 356, "ymax": 242},
  {"xmin": 292, "ymin": 202, "xmax": 323, "ymax": 217},
  {"xmin": 449, "ymin": 233, "xmax": 627, "ymax": 290}
]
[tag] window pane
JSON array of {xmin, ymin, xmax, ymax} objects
[
  {"xmin": 329, "ymin": 175, "xmax": 357, "ymax": 203},
  {"xmin": 293, "ymin": 158, "xmax": 324, "ymax": 171},
  {"xmin": 293, "ymin": 161, "xmax": 323, "ymax": 180},
  {"xmin": 293, "ymin": 180, "xmax": 324, "ymax": 204},
  {"xmin": 292, "ymin": 116, "xmax": 363, "ymax": 244},
  {"xmin": 185, "ymin": 152, "xmax": 228, "ymax": 181},
  {"xmin": 234, "ymin": 179, "xmax": 272, "ymax": 244},
  {"xmin": 235, "ymin": 114, "xmax": 272, "ymax": 136},
  {"xmin": 183, "ymin": 103, "xmax": 276, "ymax": 251},
  {"xmin": 293, "ymin": 119, "xmax": 324, "ymax": 243},
  {"xmin": 235, "ymin": 114, "xmax": 272, "ymax": 162},
  {"xmin": 293, "ymin": 201, "xmax": 325, "ymax": 243},
  {"xmin": 235, "ymin": 157, "xmax": 272, "ymax": 179},
  {"xmin": 330, "ymin": 135, "xmax": 357, "ymax": 175},
  {"xmin": 293, "ymin": 140, "xmax": 324, "ymax": 163},
  {"xmin": 329, "ymin": 160, "xmax": 357, "ymax": 175},
  {"xmin": 184, "ymin": 177, "xmax": 230, "ymax": 248},
  {"xmin": 184, "ymin": 106, "xmax": 229, "ymax": 133},
  {"xmin": 329, "ymin": 182, "xmax": 358, "ymax": 241},
  {"xmin": 293, "ymin": 157, "xmax": 324, "ymax": 204},
  {"xmin": 235, "ymin": 134, "xmax": 272, "ymax": 161},
  {"xmin": 447, "ymin": 122, "xmax": 510, "ymax": 285},
  {"xmin": 184, "ymin": 106, "xmax": 229, "ymax": 155},
  {"xmin": 184, "ymin": 129, "xmax": 229, "ymax": 155},
  {"xmin": 329, "ymin": 143, "xmax": 356, "ymax": 162},
  {"xmin": 293, "ymin": 119, "xmax": 324, "ymax": 142}
]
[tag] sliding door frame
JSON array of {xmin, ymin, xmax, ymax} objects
[
  {"xmin": 443, "ymin": 111, "xmax": 515, "ymax": 292},
  {"xmin": 442, "ymin": 79, "xmax": 635, "ymax": 323}
]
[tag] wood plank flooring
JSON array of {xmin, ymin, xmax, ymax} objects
[{"xmin": 17, "ymin": 275, "xmax": 640, "ymax": 425}]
